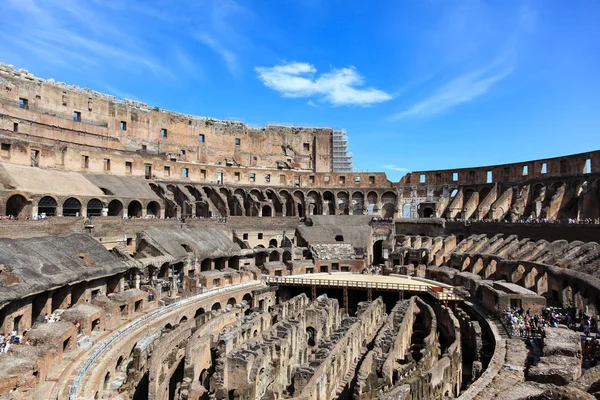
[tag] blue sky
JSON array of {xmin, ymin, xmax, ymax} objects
[{"xmin": 1, "ymin": 0, "xmax": 599, "ymax": 181}]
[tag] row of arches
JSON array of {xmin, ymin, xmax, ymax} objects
[{"xmin": 4, "ymin": 194, "xmax": 161, "ymax": 218}]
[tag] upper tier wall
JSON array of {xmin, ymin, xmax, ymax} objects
[{"xmin": 399, "ymin": 150, "xmax": 600, "ymax": 186}]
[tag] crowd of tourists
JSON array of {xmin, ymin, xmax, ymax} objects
[
  {"xmin": 501, "ymin": 306, "xmax": 600, "ymax": 368},
  {"xmin": 450, "ymin": 217, "xmax": 600, "ymax": 224}
]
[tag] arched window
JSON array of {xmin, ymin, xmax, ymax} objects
[
  {"xmin": 63, "ymin": 197, "xmax": 81, "ymax": 217},
  {"xmin": 107, "ymin": 200, "xmax": 123, "ymax": 217},
  {"xmin": 6, "ymin": 194, "xmax": 28, "ymax": 217},
  {"xmin": 38, "ymin": 196, "xmax": 57, "ymax": 216},
  {"xmin": 87, "ymin": 199, "xmax": 103, "ymax": 217}
]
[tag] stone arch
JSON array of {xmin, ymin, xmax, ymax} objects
[
  {"xmin": 461, "ymin": 256, "xmax": 471, "ymax": 272},
  {"xmin": 511, "ymin": 264, "xmax": 526, "ymax": 284},
  {"xmin": 293, "ymin": 190, "xmax": 305, "ymax": 217},
  {"xmin": 269, "ymin": 238, "xmax": 278, "ymax": 248},
  {"xmin": 373, "ymin": 240, "xmax": 384, "ymax": 264},
  {"xmin": 306, "ymin": 327, "xmax": 317, "ymax": 347},
  {"xmin": 194, "ymin": 308, "xmax": 206, "ymax": 319},
  {"xmin": 261, "ymin": 205, "xmax": 272, "ymax": 217},
  {"xmin": 38, "ymin": 196, "xmax": 58, "ymax": 216},
  {"xmin": 307, "ymin": 191, "xmax": 322, "ymax": 216},
  {"xmin": 484, "ymin": 259, "xmax": 497, "ymax": 279},
  {"xmin": 269, "ymin": 251, "xmax": 280, "ymax": 262},
  {"xmin": 337, "ymin": 191, "xmax": 350, "ymax": 215},
  {"xmin": 282, "ymin": 250, "xmax": 292, "ymax": 264},
  {"xmin": 523, "ymin": 266, "xmax": 538, "ymax": 290},
  {"xmin": 266, "ymin": 190, "xmax": 283, "ymax": 216},
  {"xmin": 62, "ymin": 197, "xmax": 82, "ymax": 217},
  {"xmin": 127, "ymin": 200, "xmax": 143, "ymax": 218},
  {"xmin": 322, "ymin": 191, "xmax": 335, "ymax": 215},
  {"xmin": 5, "ymin": 193, "xmax": 29, "ymax": 218},
  {"xmin": 108, "ymin": 199, "xmax": 123, "ymax": 217},
  {"xmin": 87, "ymin": 198, "xmax": 103, "ymax": 217},
  {"xmin": 351, "ymin": 192, "xmax": 364, "ymax": 215},
  {"xmin": 472, "ymin": 257, "xmax": 484, "ymax": 275},
  {"xmin": 211, "ymin": 302, "xmax": 222, "ymax": 312},
  {"xmin": 242, "ymin": 293, "xmax": 253, "ymax": 308},
  {"xmin": 382, "ymin": 203, "xmax": 395, "ymax": 218},
  {"xmin": 227, "ymin": 297, "xmax": 237, "ymax": 307},
  {"xmin": 536, "ymin": 272, "xmax": 548, "ymax": 296},
  {"xmin": 280, "ymin": 190, "xmax": 295, "ymax": 216},
  {"xmin": 146, "ymin": 201, "xmax": 161, "ymax": 217}
]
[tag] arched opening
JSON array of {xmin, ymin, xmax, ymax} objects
[
  {"xmin": 269, "ymin": 251, "xmax": 280, "ymax": 262},
  {"xmin": 227, "ymin": 297, "xmax": 237, "ymax": 307},
  {"xmin": 38, "ymin": 196, "xmax": 57, "ymax": 216},
  {"xmin": 194, "ymin": 308, "xmax": 205, "ymax": 319},
  {"xmin": 282, "ymin": 251, "xmax": 292, "ymax": 264},
  {"xmin": 373, "ymin": 240, "xmax": 384, "ymax": 264},
  {"xmin": 382, "ymin": 203, "xmax": 395, "ymax": 218},
  {"xmin": 146, "ymin": 201, "xmax": 160, "ymax": 217},
  {"xmin": 63, "ymin": 197, "xmax": 81, "ymax": 217},
  {"xmin": 107, "ymin": 200, "xmax": 123, "ymax": 217},
  {"xmin": 201, "ymin": 259, "xmax": 212, "ymax": 271},
  {"xmin": 104, "ymin": 371, "xmax": 111, "ymax": 390},
  {"xmin": 127, "ymin": 200, "xmax": 142, "ymax": 218},
  {"xmin": 242, "ymin": 293, "xmax": 252, "ymax": 307},
  {"xmin": 6, "ymin": 194, "xmax": 28, "ymax": 218},
  {"xmin": 423, "ymin": 207, "xmax": 434, "ymax": 218},
  {"xmin": 179, "ymin": 316, "xmax": 188, "ymax": 325},
  {"xmin": 306, "ymin": 327, "xmax": 317, "ymax": 346},
  {"xmin": 323, "ymin": 191, "xmax": 335, "ymax": 215},
  {"xmin": 352, "ymin": 192, "xmax": 364, "ymax": 215},
  {"xmin": 86, "ymin": 198, "xmax": 103, "ymax": 217},
  {"xmin": 261, "ymin": 205, "xmax": 272, "ymax": 217},
  {"xmin": 211, "ymin": 302, "xmax": 221, "ymax": 312},
  {"xmin": 269, "ymin": 239, "xmax": 278, "ymax": 248}
]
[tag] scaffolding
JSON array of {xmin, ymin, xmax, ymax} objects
[{"xmin": 332, "ymin": 129, "xmax": 353, "ymax": 172}]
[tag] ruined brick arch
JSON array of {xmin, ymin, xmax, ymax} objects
[
  {"xmin": 484, "ymin": 259, "xmax": 497, "ymax": 279},
  {"xmin": 62, "ymin": 196, "xmax": 82, "ymax": 217},
  {"xmin": 322, "ymin": 191, "xmax": 335, "ymax": 215},
  {"xmin": 127, "ymin": 200, "xmax": 143, "ymax": 218},
  {"xmin": 5, "ymin": 192, "xmax": 31, "ymax": 218},
  {"xmin": 227, "ymin": 297, "xmax": 237, "ymax": 307},
  {"xmin": 282, "ymin": 250, "xmax": 292, "ymax": 263},
  {"xmin": 269, "ymin": 250, "xmax": 280, "ymax": 262},
  {"xmin": 261, "ymin": 204, "xmax": 273, "ymax": 217},
  {"xmin": 367, "ymin": 191, "xmax": 378, "ymax": 207},
  {"xmin": 472, "ymin": 257, "xmax": 484, "ymax": 275},
  {"xmin": 523, "ymin": 266, "xmax": 539, "ymax": 290},
  {"xmin": 307, "ymin": 190, "xmax": 322, "ymax": 216},
  {"xmin": 203, "ymin": 186, "xmax": 228, "ymax": 217},
  {"xmin": 293, "ymin": 190, "xmax": 305, "ymax": 218},
  {"xmin": 86, "ymin": 198, "xmax": 104, "ymax": 217},
  {"xmin": 265, "ymin": 189, "xmax": 283, "ymax": 216},
  {"xmin": 351, "ymin": 191, "xmax": 365, "ymax": 215},
  {"xmin": 463, "ymin": 188, "xmax": 476, "ymax": 202},
  {"xmin": 537, "ymin": 271, "xmax": 549, "ymax": 296},
  {"xmin": 211, "ymin": 302, "xmax": 222, "ymax": 312},
  {"xmin": 37, "ymin": 195, "xmax": 58, "ymax": 217},
  {"xmin": 461, "ymin": 256, "xmax": 471, "ymax": 271},
  {"xmin": 279, "ymin": 189, "xmax": 296, "ymax": 216},
  {"xmin": 511, "ymin": 264, "xmax": 526, "ymax": 284},
  {"xmin": 146, "ymin": 201, "xmax": 161, "ymax": 217},
  {"xmin": 336, "ymin": 191, "xmax": 350, "ymax": 215}
]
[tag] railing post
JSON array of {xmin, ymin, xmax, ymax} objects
[
  {"xmin": 343, "ymin": 286, "xmax": 349, "ymax": 311},
  {"xmin": 367, "ymin": 288, "xmax": 372, "ymax": 302}
]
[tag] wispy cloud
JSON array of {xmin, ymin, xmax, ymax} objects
[
  {"xmin": 389, "ymin": 2, "xmax": 536, "ymax": 121},
  {"xmin": 196, "ymin": 33, "xmax": 239, "ymax": 76},
  {"xmin": 255, "ymin": 62, "xmax": 392, "ymax": 106},
  {"xmin": 0, "ymin": 0, "xmax": 194, "ymax": 79},
  {"xmin": 382, "ymin": 164, "xmax": 410, "ymax": 172},
  {"xmin": 389, "ymin": 61, "xmax": 513, "ymax": 120}
]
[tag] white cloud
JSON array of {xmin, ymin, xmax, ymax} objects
[
  {"xmin": 255, "ymin": 62, "xmax": 392, "ymax": 106},
  {"xmin": 382, "ymin": 164, "xmax": 410, "ymax": 172},
  {"xmin": 389, "ymin": 62, "xmax": 513, "ymax": 120}
]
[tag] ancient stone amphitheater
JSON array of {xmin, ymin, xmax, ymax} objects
[{"xmin": 0, "ymin": 63, "xmax": 599, "ymax": 400}]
